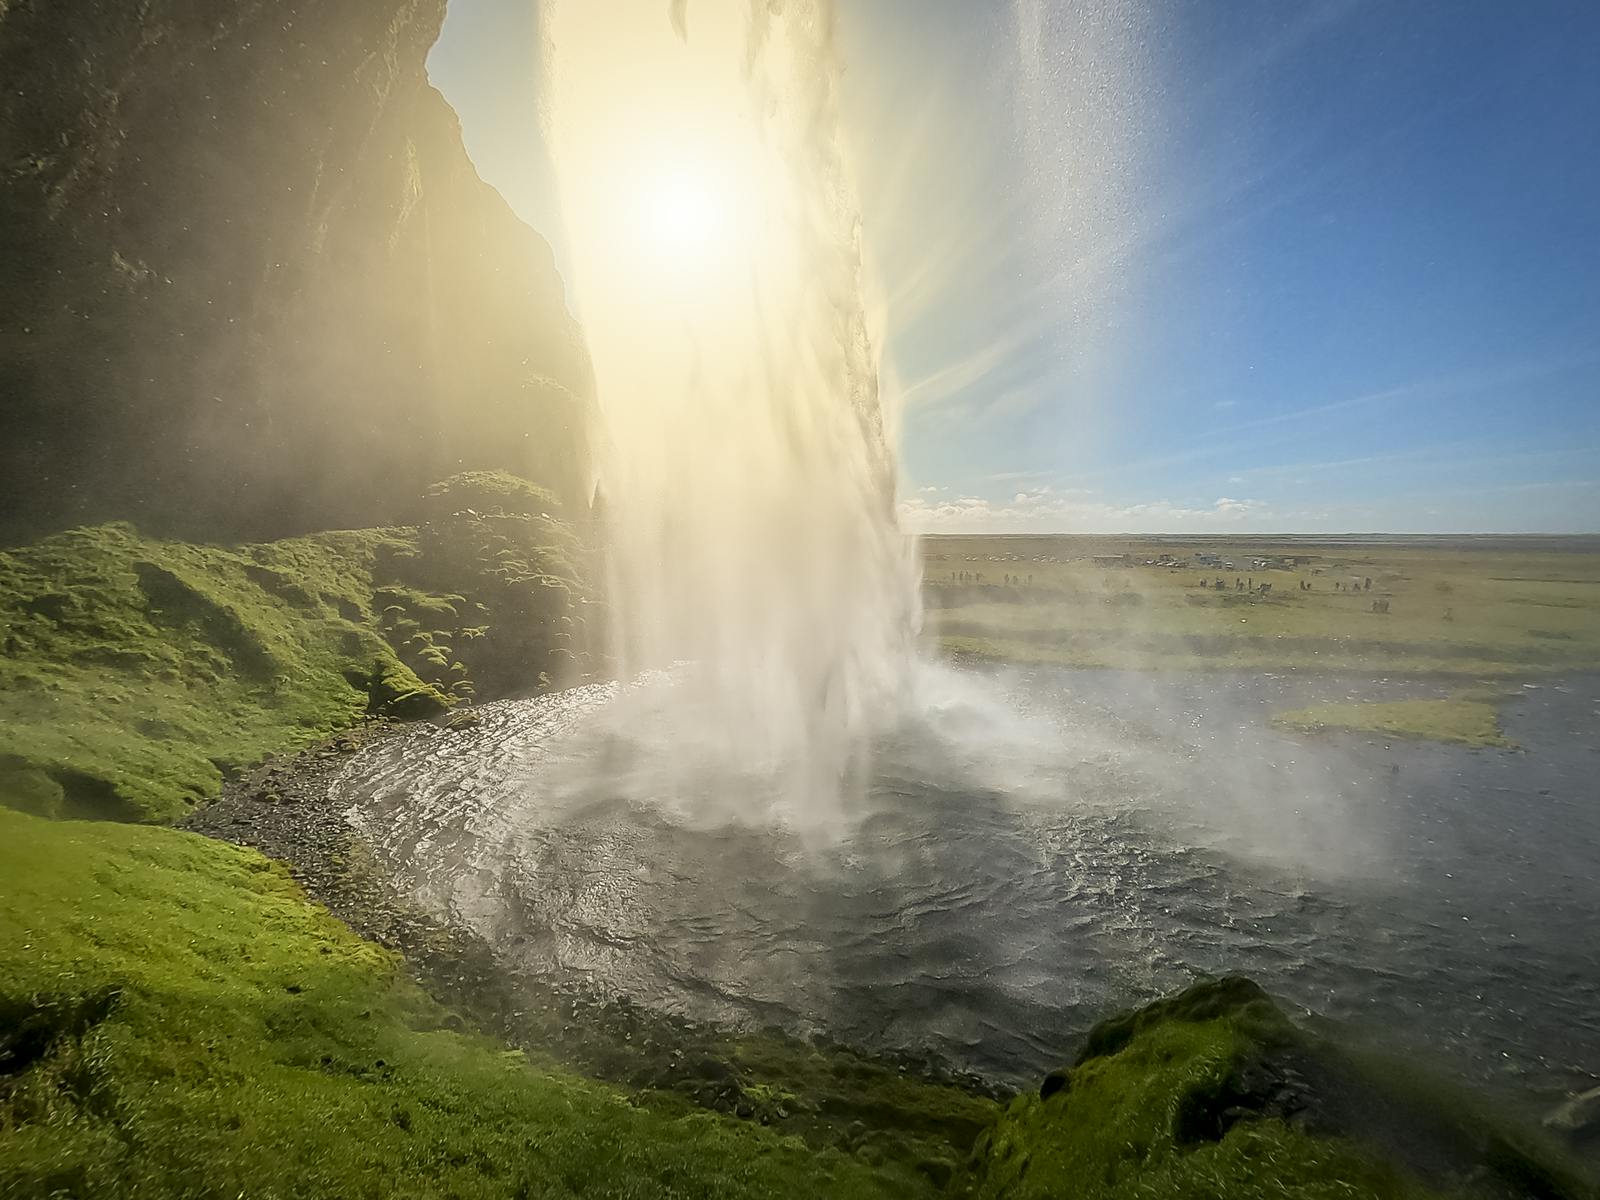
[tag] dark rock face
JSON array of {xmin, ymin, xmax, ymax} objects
[{"xmin": 0, "ymin": 0, "xmax": 593, "ymax": 543}]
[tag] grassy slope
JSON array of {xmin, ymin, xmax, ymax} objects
[
  {"xmin": 0, "ymin": 480, "xmax": 590, "ymax": 824},
  {"xmin": 0, "ymin": 523, "xmax": 433, "ymax": 823},
  {"xmin": 0, "ymin": 809, "xmax": 926, "ymax": 1200},
  {"xmin": 924, "ymin": 537, "xmax": 1600, "ymax": 677}
]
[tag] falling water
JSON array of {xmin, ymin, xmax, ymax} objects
[
  {"xmin": 541, "ymin": 0, "xmax": 919, "ymax": 818},
  {"xmin": 324, "ymin": 4, "xmax": 1600, "ymax": 1125}
]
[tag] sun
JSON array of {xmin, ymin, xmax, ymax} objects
[
  {"xmin": 544, "ymin": 1, "xmax": 801, "ymax": 314},
  {"xmin": 636, "ymin": 165, "xmax": 728, "ymax": 266}
]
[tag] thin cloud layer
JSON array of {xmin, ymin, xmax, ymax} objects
[{"xmin": 901, "ymin": 488, "xmax": 1271, "ymax": 533}]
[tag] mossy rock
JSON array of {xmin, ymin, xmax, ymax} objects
[
  {"xmin": 344, "ymin": 660, "xmax": 450, "ymax": 719},
  {"xmin": 962, "ymin": 977, "xmax": 1594, "ymax": 1200}
]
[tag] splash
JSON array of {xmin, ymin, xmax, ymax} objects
[{"xmin": 541, "ymin": 0, "xmax": 919, "ymax": 818}]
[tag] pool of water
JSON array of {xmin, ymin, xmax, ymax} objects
[{"xmin": 332, "ymin": 665, "xmax": 1600, "ymax": 1116}]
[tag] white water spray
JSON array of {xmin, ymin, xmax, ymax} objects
[{"xmin": 542, "ymin": 0, "xmax": 919, "ymax": 816}]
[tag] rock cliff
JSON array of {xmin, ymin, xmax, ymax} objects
[{"xmin": 0, "ymin": 0, "xmax": 593, "ymax": 542}]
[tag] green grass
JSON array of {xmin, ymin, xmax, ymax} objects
[
  {"xmin": 1272, "ymin": 690, "xmax": 1516, "ymax": 748},
  {"xmin": 0, "ymin": 809, "xmax": 928, "ymax": 1199},
  {"xmin": 0, "ymin": 477, "xmax": 594, "ymax": 823},
  {"xmin": 923, "ymin": 535, "xmax": 1600, "ymax": 676}
]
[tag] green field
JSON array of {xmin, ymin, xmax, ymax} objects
[
  {"xmin": 0, "ymin": 809, "xmax": 942, "ymax": 1199},
  {"xmin": 923, "ymin": 534, "xmax": 1600, "ymax": 678}
]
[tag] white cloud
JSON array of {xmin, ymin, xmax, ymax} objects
[
  {"xmin": 899, "ymin": 491, "xmax": 1275, "ymax": 533},
  {"xmin": 1212, "ymin": 496, "xmax": 1265, "ymax": 516}
]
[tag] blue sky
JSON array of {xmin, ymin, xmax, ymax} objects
[{"xmin": 430, "ymin": 1, "xmax": 1599, "ymax": 533}]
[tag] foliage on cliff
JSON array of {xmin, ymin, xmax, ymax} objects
[
  {"xmin": 0, "ymin": 809, "xmax": 922, "ymax": 1199},
  {"xmin": 0, "ymin": 475, "xmax": 596, "ymax": 824}
]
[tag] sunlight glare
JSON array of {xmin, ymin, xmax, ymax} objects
[
  {"xmin": 544, "ymin": 6, "xmax": 793, "ymax": 313},
  {"xmin": 635, "ymin": 161, "xmax": 731, "ymax": 271}
]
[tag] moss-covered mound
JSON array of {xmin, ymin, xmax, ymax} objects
[
  {"xmin": 0, "ymin": 474, "xmax": 596, "ymax": 824},
  {"xmin": 1273, "ymin": 690, "xmax": 1516, "ymax": 749},
  {"xmin": 0, "ymin": 808, "xmax": 929, "ymax": 1199},
  {"xmin": 961, "ymin": 977, "xmax": 1592, "ymax": 1200}
]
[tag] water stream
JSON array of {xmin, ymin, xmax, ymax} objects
[
  {"xmin": 542, "ymin": 0, "xmax": 919, "ymax": 824},
  {"xmin": 334, "ymin": 667, "xmax": 1600, "ymax": 1116}
]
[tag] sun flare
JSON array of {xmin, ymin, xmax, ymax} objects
[
  {"xmin": 543, "ymin": 4, "xmax": 803, "ymax": 312},
  {"xmin": 635, "ymin": 164, "xmax": 729, "ymax": 267}
]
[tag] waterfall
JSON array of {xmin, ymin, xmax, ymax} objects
[{"xmin": 542, "ymin": 0, "xmax": 919, "ymax": 820}]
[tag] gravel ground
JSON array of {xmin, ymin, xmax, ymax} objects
[{"xmin": 183, "ymin": 719, "xmax": 418, "ymax": 944}]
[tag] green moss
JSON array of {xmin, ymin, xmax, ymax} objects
[
  {"xmin": 0, "ymin": 809, "xmax": 925, "ymax": 1199},
  {"xmin": 970, "ymin": 1024, "xmax": 1428, "ymax": 1199},
  {"xmin": 959, "ymin": 978, "xmax": 1592, "ymax": 1200},
  {"xmin": 1070, "ymin": 975, "xmax": 1295, "ymax": 1066}
]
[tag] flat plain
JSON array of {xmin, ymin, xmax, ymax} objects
[{"xmin": 921, "ymin": 534, "xmax": 1600, "ymax": 744}]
